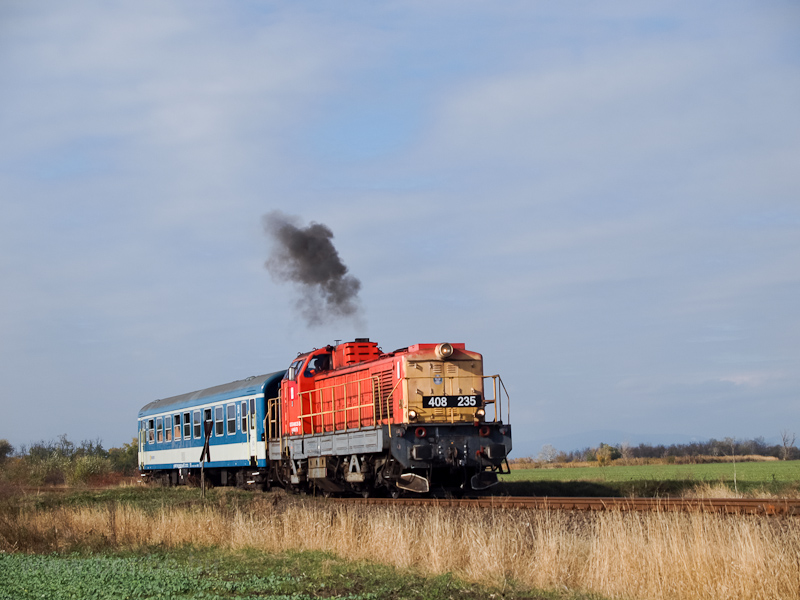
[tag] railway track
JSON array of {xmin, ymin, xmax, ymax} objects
[
  {"xmin": 12, "ymin": 486, "xmax": 799, "ymax": 515},
  {"xmin": 340, "ymin": 496, "xmax": 800, "ymax": 515}
]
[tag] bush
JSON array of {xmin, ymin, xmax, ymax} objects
[
  {"xmin": 28, "ymin": 453, "xmax": 71, "ymax": 485},
  {"xmin": 69, "ymin": 455, "xmax": 112, "ymax": 485},
  {"xmin": 108, "ymin": 438, "xmax": 139, "ymax": 475}
]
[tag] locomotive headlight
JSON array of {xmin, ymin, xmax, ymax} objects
[
  {"xmin": 475, "ymin": 408, "xmax": 485, "ymax": 421},
  {"xmin": 408, "ymin": 410, "xmax": 418, "ymax": 422},
  {"xmin": 435, "ymin": 343, "xmax": 454, "ymax": 359}
]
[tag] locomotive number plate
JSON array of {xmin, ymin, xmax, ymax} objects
[{"xmin": 422, "ymin": 395, "xmax": 481, "ymax": 408}]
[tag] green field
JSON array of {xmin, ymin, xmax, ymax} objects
[
  {"xmin": 499, "ymin": 460, "xmax": 800, "ymax": 497},
  {"xmin": 0, "ymin": 546, "xmax": 585, "ymax": 600}
]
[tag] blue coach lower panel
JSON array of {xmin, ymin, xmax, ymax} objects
[{"xmin": 141, "ymin": 441, "xmax": 268, "ymax": 471}]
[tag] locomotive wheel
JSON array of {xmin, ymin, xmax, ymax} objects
[{"xmin": 389, "ymin": 486, "xmax": 402, "ymax": 499}]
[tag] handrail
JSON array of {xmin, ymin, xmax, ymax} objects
[
  {"xmin": 481, "ymin": 374, "xmax": 510, "ymax": 424},
  {"xmin": 296, "ymin": 374, "xmax": 387, "ymax": 434},
  {"xmin": 268, "ymin": 373, "xmax": 511, "ymax": 443}
]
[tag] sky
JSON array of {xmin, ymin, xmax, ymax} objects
[{"xmin": 1, "ymin": 1, "xmax": 799, "ymax": 458}]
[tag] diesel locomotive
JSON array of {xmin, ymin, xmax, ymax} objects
[{"xmin": 138, "ymin": 339, "xmax": 512, "ymax": 495}]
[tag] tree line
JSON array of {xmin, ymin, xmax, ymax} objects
[
  {"xmin": 533, "ymin": 432, "xmax": 799, "ymax": 465},
  {"xmin": 0, "ymin": 435, "xmax": 138, "ymax": 486}
]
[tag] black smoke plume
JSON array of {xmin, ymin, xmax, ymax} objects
[{"xmin": 263, "ymin": 211, "xmax": 362, "ymax": 327}]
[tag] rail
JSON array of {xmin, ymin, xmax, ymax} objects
[{"xmin": 337, "ymin": 496, "xmax": 800, "ymax": 516}]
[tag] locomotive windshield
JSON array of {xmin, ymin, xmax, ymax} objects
[{"xmin": 285, "ymin": 358, "xmax": 305, "ymax": 381}]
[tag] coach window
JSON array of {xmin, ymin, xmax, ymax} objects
[
  {"xmin": 215, "ymin": 406, "xmax": 224, "ymax": 436},
  {"xmin": 165, "ymin": 415, "xmax": 172, "ymax": 442},
  {"xmin": 204, "ymin": 408, "xmax": 213, "ymax": 438},
  {"xmin": 173, "ymin": 415, "xmax": 181, "ymax": 440},
  {"xmin": 156, "ymin": 417, "xmax": 163, "ymax": 443},
  {"xmin": 193, "ymin": 410, "xmax": 202, "ymax": 439},
  {"xmin": 227, "ymin": 404, "xmax": 236, "ymax": 434},
  {"xmin": 241, "ymin": 401, "xmax": 247, "ymax": 432},
  {"xmin": 183, "ymin": 412, "xmax": 191, "ymax": 439},
  {"xmin": 148, "ymin": 419, "xmax": 154, "ymax": 444}
]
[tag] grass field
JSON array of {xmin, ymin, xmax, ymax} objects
[
  {"xmin": 0, "ymin": 548, "xmax": 524, "ymax": 600},
  {"xmin": 499, "ymin": 460, "xmax": 800, "ymax": 497},
  {"xmin": 2, "ymin": 485, "xmax": 799, "ymax": 600}
]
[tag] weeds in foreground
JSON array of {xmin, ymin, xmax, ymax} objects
[{"xmin": 0, "ymin": 488, "xmax": 798, "ymax": 600}]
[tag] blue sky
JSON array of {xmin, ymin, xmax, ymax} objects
[{"xmin": 1, "ymin": 1, "xmax": 798, "ymax": 456}]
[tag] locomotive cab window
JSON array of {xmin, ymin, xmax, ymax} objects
[
  {"xmin": 227, "ymin": 403, "xmax": 236, "ymax": 434},
  {"xmin": 215, "ymin": 406, "xmax": 224, "ymax": 436},
  {"xmin": 304, "ymin": 354, "xmax": 330, "ymax": 377},
  {"xmin": 183, "ymin": 412, "xmax": 191, "ymax": 439}
]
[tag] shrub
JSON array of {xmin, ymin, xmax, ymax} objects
[
  {"xmin": 108, "ymin": 438, "xmax": 139, "ymax": 475},
  {"xmin": 69, "ymin": 455, "xmax": 112, "ymax": 485}
]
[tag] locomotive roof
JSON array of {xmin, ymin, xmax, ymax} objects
[{"xmin": 138, "ymin": 370, "xmax": 285, "ymax": 417}]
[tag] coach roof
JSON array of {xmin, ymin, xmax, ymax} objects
[{"xmin": 138, "ymin": 371, "xmax": 285, "ymax": 417}]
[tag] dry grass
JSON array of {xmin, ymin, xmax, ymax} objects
[{"xmin": 1, "ymin": 494, "xmax": 799, "ymax": 600}]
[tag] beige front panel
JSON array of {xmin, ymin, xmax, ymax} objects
[{"xmin": 403, "ymin": 358, "xmax": 484, "ymax": 423}]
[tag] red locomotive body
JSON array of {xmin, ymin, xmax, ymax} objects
[{"xmin": 270, "ymin": 339, "xmax": 511, "ymax": 496}]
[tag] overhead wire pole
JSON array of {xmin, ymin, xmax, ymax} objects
[{"xmin": 200, "ymin": 420, "xmax": 213, "ymax": 499}]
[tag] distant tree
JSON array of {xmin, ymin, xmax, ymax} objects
[
  {"xmin": 780, "ymin": 430, "xmax": 796, "ymax": 461},
  {"xmin": 537, "ymin": 444, "xmax": 558, "ymax": 463},
  {"xmin": 619, "ymin": 440, "xmax": 633, "ymax": 460},
  {"xmin": 0, "ymin": 439, "xmax": 13, "ymax": 464},
  {"xmin": 596, "ymin": 443, "xmax": 622, "ymax": 466},
  {"xmin": 77, "ymin": 438, "xmax": 108, "ymax": 458}
]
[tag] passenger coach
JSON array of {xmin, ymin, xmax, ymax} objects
[{"xmin": 137, "ymin": 371, "xmax": 284, "ymax": 486}]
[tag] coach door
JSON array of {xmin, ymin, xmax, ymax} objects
[
  {"xmin": 248, "ymin": 397, "xmax": 258, "ymax": 462},
  {"xmin": 138, "ymin": 421, "xmax": 145, "ymax": 469}
]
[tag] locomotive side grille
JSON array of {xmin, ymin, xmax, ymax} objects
[
  {"xmin": 446, "ymin": 364, "xmax": 458, "ymax": 375},
  {"xmin": 431, "ymin": 363, "xmax": 443, "ymax": 374}
]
